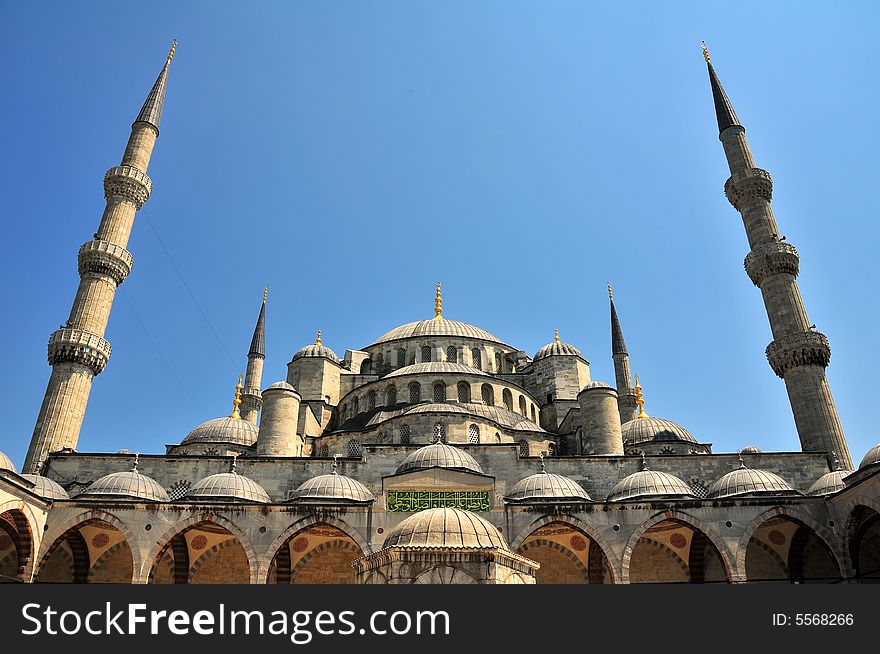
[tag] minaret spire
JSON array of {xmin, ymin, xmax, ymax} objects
[
  {"xmin": 241, "ymin": 286, "xmax": 268, "ymax": 424},
  {"xmin": 705, "ymin": 47, "xmax": 852, "ymax": 468},
  {"xmin": 608, "ymin": 284, "xmax": 637, "ymax": 424},
  {"xmin": 23, "ymin": 46, "xmax": 176, "ymax": 474}
]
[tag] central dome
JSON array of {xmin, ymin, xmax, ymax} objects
[
  {"xmin": 371, "ymin": 319, "xmax": 507, "ymax": 347},
  {"xmin": 382, "ymin": 507, "xmax": 507, "ymax": 550},
  {"xmin": 396, "ymin": 441, "xmax": 483, "ymax": 475}
]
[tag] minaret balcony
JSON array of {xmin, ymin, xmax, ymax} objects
[
  {"xmin": 766, "ymin": 330, "xmax": 831, "ymax": 378},
  {"xmin": 724, "ymin": 167, "xmax": 772, "ymax": 210},
  {"xmin": 103, "ymin": 165, "xmax": 152, "ymax": 208},
  {"xmin": 78, "ymin": 239, "xmax": 133, "ymax": 286},
  {"xmin": 47, "ymin": 328, "xmax": 112, "ymax": 374},
  {"xmin": 744, "ymin": 242, "xmax": 799, "ymax": 287}
]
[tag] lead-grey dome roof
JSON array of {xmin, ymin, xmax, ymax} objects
[
  {"xmin": 621, "ymin": 417, "xmax": 697, "ymax": 445},
  {"xmin": 859, "ymin": 443, "xmax": 880, "ymax": 470},
  {"xmin": 0, "ymin": 451, "xmax": 16, "ymax": 473},
  {"xmin": 382, "ymin": 507, "xmax": 507, "ymax": 550},
  {"xmin": 396, "ymin": 441, "xmax": 483, "ymax": 475},
  {"xmin": 292, "ymin": 343, "xmax": 341, "ymax": 364},
  {"xmin": 740, "ymin": 445, "xmax": 762, "ymax": 454},
  {"xmin": 506, "ymin": 471, "xmax": 591, "ymax": 503},
  {"xmin": 607, "ymin": 469, "xmax": 694, "ymax": 502},
  {"xmin": 267, "ymin": 381, "xmax": 297, "ymax": 391},
  {"xmin": 289, "ymin": 471, "xmax": 374, "ymax": 504},
  {"xmin": 385, "ymin": 361, "xmax": 491, "ymax": 378},
  {"xmin": 181, "ymin": 416, "xmax": 258, "ymax": 447},
  {"xmin": 707, "ymin": 465, "xmax": 797, "ymax": 499},
  {"xmin": 22, "ymin": 474, "xmax": 69, "ymax": 500},
  {"xmin": 371, "ymin": 319, "xmax": 507, "ymax": 347},
  {"xmin": 78, "ymin": 469, "xmax": 169, "ymax": 502},
  {"xmin": 533, "ymin": 340, "xmax": 583, "ymax": 361},
  {"xmin": 807, "ymin": 470, "xmax": 849, "ymax": 497},
  {"xmin": 186, "ymin": 471, "xmax": 270, "ymax": 503}
]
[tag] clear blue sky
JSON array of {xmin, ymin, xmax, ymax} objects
[{"xmin": 1, "ymin": 1, "xmax": 878, "ymax": 467}]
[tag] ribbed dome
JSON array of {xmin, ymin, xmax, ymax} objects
[
  {"xmin": 383, "ymin": 507, "xmax": 507, "ymax": 550},
  {"xmin": 402, "ymin": 402, "xmax": 471, "ymax": 416},
  {"xmin": 79, "ymin": 469, "xmax": 169, "ymax": 502},
  {"xmin": 807, "ymin": 470, "xmax": 849, "ymax": 497},
  {"xmin": 621, "ymin": 417, "xmax": 697, "ymax": 445},
  {"xmin": 607, "ymin": 469, "xmax": 694, "ymax": 502},
  {"xmin": 22, "ymin": 474, "xmax": 69, "ymax": 500},
  {"xmin": 186, "ymin": 471, "xmax": 270, "ymax": 503},
  {"xmin": 181, "ymin": 416, "xmax": 258, "ymax": 447},
  {"xmin": 506, "ymin": 471, "xmax": 591, "ymax": 502},
  {"xmin": 372, "ymin": 319, "xmax": 507, "ymax": 346},
  {"xmin": 267, "ymin": 381, "xmax": 297, "ymax": 391},
  {"xmin": 534, "ymin": 340, "xmax": 583, "ymax": 361},
  {"xmin": 289, "ymin": 472, "xmax": 374, "ymax": 503},
  {"xmin": 396, "ymin": 441, "xmax": 483, "ymax": 475},
  {"xmin": 292, "ymin": 342, "xmax": 341, "ymax": 364},
  {"xmin": 583, "ymin": 381, "xmax": 613, "ymax": 390},
  {"xmin": 859, "ymin": 444, "xmax": 880, "ymax": 470},
  {"xmin": 0, "ymin": 451, "xmax": 16, "ymax": 473},
  {"xmin": 385, "ymin": 362, "xmax": 491, "ymax": 378},
  {"xmin": 707, "ymin": 466, "xmax": 797, "ymax": 499},
  {"xmin": 741, "ymin": 445, "xmax": 762, "ymax": 454}
]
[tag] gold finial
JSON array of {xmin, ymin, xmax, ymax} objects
[
  {"xmin": 230, "ymin": 373, "xmax": 243, "ymax": 419},
  {"xmin": 315, "ymin": 330, "xmax": 322, "ymax": 345},
  {"xmin": 433, "ymin": 282, "xmax": 444, "ymax": 321},
  {"xmin": 701, "ymin": 41, "xmax": 710, "ymax": 63},
  {"xmin": 167, "ymin": 40, "xmax": 177, "ymax": 64},
  {"xmin": 263, "ymin": 285, "xmax": 269, "ymax": 304},
  {"xmin": 554, "ymin": 328, "xmax": 560, "ymax": 344},
  {"xmin": 608, "ymin": 283, "xmax": 613, "ymax": 300},
  {"xmin": 634, "ymin": 374, "xmax": 649, "ymax": 419}
]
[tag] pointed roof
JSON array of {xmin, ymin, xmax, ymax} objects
[
  {"xmin": 133, "ymin": 41, "xmax": 175, "ymax": 134},
  {"xmin": 703, "ymin": 43, "xmax": 742, "ymax": 135},
  {"xmin": 609, "ymin": 285, "xmax": 627, "ymax": 356},
  {"xmin": 248, "ymin": 289, "xmax": 267, "ymax": 358}
]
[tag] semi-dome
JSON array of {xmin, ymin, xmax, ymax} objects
[
  {"xmin": 707, "ymin": 463, "xmax": 797, "ymax": 499},
  {"xmin": 607, "ymin": 469, "xmax": 694, "ymax": 502},
  {"xmin": 181, "ymin": 416, "xmax": 258, "ymax": 447},
  {"xmin": 21, "ymin": 474, "xmax": 69, "ymax": 500},
  {"xmin": 385, "ymin": 361, "xmax": 491, "ymax": 379},
  {"xmin": 186, "ymin": 469, "xmax": 270, "ymax": 503},
  {"xmin": 289, "ymin": 470, "xmax": 374, "ymax": 504},
  {"xmin": 0, "ymin": 451, "xmax": 17, "ymax": 473},
  {"xmin": 807, "ymin": 470, "xmax": 849, "ymax": 497},
  {"xmin": 292, "ymin": 342, "xmax": 340, "ymax": 364},
  {"xmin": 382, "ymin": 507, "xmax": 507, "ymax": 550},
  {"xmin": 506, "ymin": 468, "xmax": 591, "ymax": 503},
  {"xmin": 622, "ymin": 417, "xmax": 697, "ymax": 446},
  {"xmin": 78, "ymin": 465, "xmax": 169, "ymax": 502},
  {"xmin": 533, "ymin": 331, "xmax": 584, "ymax": 361},
  {"xmin": 859, "ymin": 443, "xmax": 880, "ymax": 470},
  {"xmin": 372, "ymin": 319, "xmax": 507, "ymax": 347},
  {"xmin": 396, "ymin": 441, "xmax": 483, "ymax": 475}
]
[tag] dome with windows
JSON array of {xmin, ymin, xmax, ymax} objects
[
  {"xmin": 371, "ymin": 319, "xmax": 507, "ymax": 347},
  {"xmin": 621, "ymin": 417, "xmax": 697, "ymax": 446},
  {"xmin": 0, "ymin": 450, "xmax": 16, "ymax": 474},
  {"xmin": 607, "ymin": 469, "xmax": 694, "ymax": 502},
  {"xmin": 707, "ymin": 464, "xmax": 797, "ymax": 499},
  {"xmin": 396, "ymin": 441, "xmax": 483, "ymax": 475},
  {"xmin": 382, "ymin": 507, "xmax": 508, "ymax": 550},
  {"xmin": 533, "ymin": 334, "xmax": 584, "ymax": 362},
  {"xmin": 506, "ymin": 469, "xmax": 591, "ymax": 503},
  {"xmin": 78, "ymin": 467, "xmax": 169, "ymax": 502},
  {"xmin": 385, "ymin": 362, "xmax": 491, "ymax": 379},
  {"xmin": 292, "ymin": 342, "xmax": 340, "ymax": 364},
  {"xmin": 21, "ymin": 474, "xmax": 69, "ymax": 500},
  {"xmin": 807, "ymin": 470, "xmax": 849, "ymax": 497},
  {"xmin": 186, "ymin": 470, "xmax": 270, "ymax": 503},
  {"xmin": 289, "ymin": 471, "xmax": 374, "ymax": 504},
  {"xmin": 859, "ymin": 443, "xmax": 880, "ymax": 470},
  {"xmin": 180, "ymin": 416, "xmax": 258, "ymax": 447}
]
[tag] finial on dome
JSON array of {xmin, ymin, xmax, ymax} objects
[
  {"xmin": 230, "ymin": 452, "xmax": 239, "ymax": 474},
  {"xmin": 640, "ymin": 452, "xmax": 648, "ymax": 471},
  {"xmin": 831, "ymin": 451, "xmax": 841, "ymax": 471},
  {"xmin": 131, "ymin": 452, "xmax": 140, "ymax": 472},
  {"xmin": 332, "ymin": 453, "xmax": 339, "ymax": 474},
  {"xmin": 634, "ymin": 375, "xmax": 649, "ymax": 419},
  {"xmin": 554, "ymin": 328, "xmax": 560, "ymax": 344},
  {"xmin": 608, "ymin": 283, "xmax": 613, "ymax": 300},
  {"xmin": 738, "ymin": 452, "xmax": 746, "ymax": 469},
  {"xmin": 263, "ymin": 285, "xmax": 268, "ymax": 304},
  {"xmin": 230, "ymin": 374, "xmax": 243, "ymax": 418},
  {"xmin": 539, "ymin": 451, "xmax": 546, "ymax": 473},
  {"xmin": 433, "ymin": 282, "xmax": 444, "ymax": 321},
  {"xmin": 167, "ymin": 40, "xmax": 177, "ymax": 64},
  {"xmin": 701, "ymin": 41, "xmax": 710, "ymax": 63},
  {"xmin": 315, "ymin": 330, "xmax": 322, "ymax": 345}
]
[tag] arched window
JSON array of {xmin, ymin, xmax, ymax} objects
[
  {"xmin": 433, "ymin": 382, "xmax": 446, "ymax": 403},
  {"xmin": 503, "ymin": 389, "xmax": 513, "ymax": 411},
  {"xmin": 347, "ymin": 440, "xmax": 362, "ymax": 457},
  {"xmin": 481, "ymin": 384, "xmax": 494, "ymax": 406},
  {"xmin": 468, "ymin": 424, "xmax": 480, "ymax": 444},
  {"xmin": 399, "ymin": 424, "xmax": 411, "ymax": 445},
  {"xmin": 519, "ymin": 395, "xmax": 527, "ymax": 416},
  {"xmin": 433, "ymin": 423, "xmax": 446, "ymax": 443},
  {"xmin": 530, "ymin": 404, "xmax": 536, "ymax": 422},
  {"xmin": 367, "ymin": 390, "xmax": 377, "ymax": 411},
  {"xmin": 386, "ymin": 385, "xmax": 397, "ymax": 406},
  {"xmin": 421, "ymin": 345, "xmax": 432, "ymax": 362},
  {"xmin": 319, "ymin": 444, "xmax": 329, "ymax": 457},
  {"xmin": 471, "ymin": 348, "xmax": 482, "ymax": 370},
  {"xmin": 361, "ymin": 359, "xmax": 372, "ymax": 375},
  {"xmin": 397, "ymin": 348, "xmax": 407, "ymax": 369},
  {"xmin": 518, "ymin": 440, "xmax": 529, "ymax": 457},
  {"xmin": 457, "ymin": 381, "xmax": 471, "ymax": 403},
  {"xmin": 409, "ymin": 382, "xmax": 421, "ymax": 404},
  {"xmin": 376, "ymin": 352, "xmax": 384, "ymax": 373},
  {"xmin": 354, "ymin": 397, "xmax": 360, "ymax": 414},
  {"xmin": 495, "ymin": 352, "xmax": 503, "ymax": 373},
  {"xmin": 446, "ymin": 345, "xmax": 457, "ymax": 363}
]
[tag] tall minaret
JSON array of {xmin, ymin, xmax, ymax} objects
[
  {"xmin": 241, "ymin": 287, "xmax": 267, "ymax": 424},
  {"xmin": 609, "ymin": 284, "xmax": 637, "ymax": 424},
  {"xmin": 704, "ymin": 44, "xmax": 852, "ymax": 468},
  {"xmin": 23, "ymin": 44, "xmax": 177, "ymax": 474}
]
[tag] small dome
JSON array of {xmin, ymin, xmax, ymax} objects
[
  {"xmin": 292, "ymin": 343, "xmax": 340, "ymax": 364},
  {"xmin": 382, "ymin": 507, "xmax": 507, "ymax": 550},
  {"xmin": 607, "ymin": 469, "xmax": 694, "ymax": 502},
  {"xmin": 622, "ymin": 417, "xmax": 697, "ymax": 446},
  {"xmin": 385, "ymin": 361, "xmax": 491, "ymax": 378},
  {"xmin": 396, "ymin": 441, "xmax": 483, "ymax": 475},
  {"xmin": 741, "ymin": 445, "xmax": 762, "ymax": 454},
  {"xmin": 267, "ymin": 381, "xmax": 297, "ymax": 391},
  {"xmin": 289, "ymin": 472, "xmax": 374, "ymax": 503},
  {"xmin": 21, "ymin": 475, "xmax": 69, "ymax": 500},
  {"xmin": 583, "ymin": 380, "xmax": 613, "ymax": 390},
  {"xmin": 79, "ymin": 469, "xmax": 169, "ymax": 502},
  {"xmin": 0, "ymin": 451, "xmax": 17, "ymax": 473},
  {"xmin": 181, "ymin": 416, "xmax": 258, "ymax": 447},
  {"xmin": 534, "ymin": 339, "xmax": 583, "ymax": 361},
  {"xmin": 186, "ymin": 471, "xmax": 270, "ymax": 503},
  {"xmin": 807, "ymin": 470, "xmax": 849, "ymax": 497},
  {"xmin": 859, "ymin": 443, "xmax": 880, "ymax": 470},
  {"xmin": 372, "ymin": 319, "xmax": 507, "ymax": 347},
  {"xmin": 707, "ymin": 465, "xmax": 797, "ymax": 499},
  {"xmin": 506, "ymin": 471, "xmax": 591, "ymax": 502}
]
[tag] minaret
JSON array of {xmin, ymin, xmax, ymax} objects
[
  {"xmin": 703, "ymin": 44, "xmax": 852, "ymax": 468},
  {"xmin": 23, "ymin": 44, "xmax": 177, "ymax": 474},
  {"xmin": 609, "ymin": 284, "xmax": 637, "ymax": 424},
  {"xmin": 241, "ymin": 286, "xmax": 267, "ymax": 424}
]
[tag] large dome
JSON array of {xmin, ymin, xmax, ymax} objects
[
  {"xmin": 186, "ymin": 471, "xmax": 270, "ymax": 503},
  {"xmin": 78, "ymin": 468, "xmax": 169, "ymax": 502},
  {"xmin": 396, "ymin": 441, "xmax": 483, "ymax": 475},
  {"xmin": 385, "ymin": 361, "xmax": 491, "ymax": 378},
  {"xmin": 859, "ymin": 443, "xmax": 880, "ymax": 470},
  {"xmin": 607, "ymin": 469, "xmax": 694, "ymax": 502},
  {"xmin": 0, "ymin": 451, "xmax": 16, "ymax": 473},
  {"xmin": 22, "ymin": 474, "xmax": 69, "ymax": 500},
  {"xmin": 181, "ymin": 416, "xmax": 258, "ymax": 447},
  {"xmin": 707, "ymin": 465, "xmax": 797, "ymax": 499},
  {"xmin": 506, "ymin": 470, "xmax": 591, "ymax": 503},
  {"xmin": 621, "ymin": 417, "xmax": 697, "ymax": 446},
  {"xmin": 371, "ymin": 319, "xmax": 507, "ymax": 347},
  {"xmin": 289, "ymin": 471, "xmax": 374, "ymax": 504},
  {"xmin": 382, "ymin": 507, "xmax": 507, "ymax": 550},
  {"xmin": 807, "ymin": 470, "xmax": 849, "ymax": 497}
]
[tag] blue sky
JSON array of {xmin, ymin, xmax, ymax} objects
[{"xmin": 1, "ymin": 1, "xmax": 878, "ymax": 467}]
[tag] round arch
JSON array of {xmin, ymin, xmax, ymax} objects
[
  {"xmin": 846, "ymin": 504, "xmax": 880, "ymax": 583},
  {"xmin": 0, "ymin": 505, "xmax": 36, "ymax": 583}
]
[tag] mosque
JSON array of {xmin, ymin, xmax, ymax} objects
[{"xmin": 1, "ymin": 43, "xmax": 878, "ymax": 584}]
